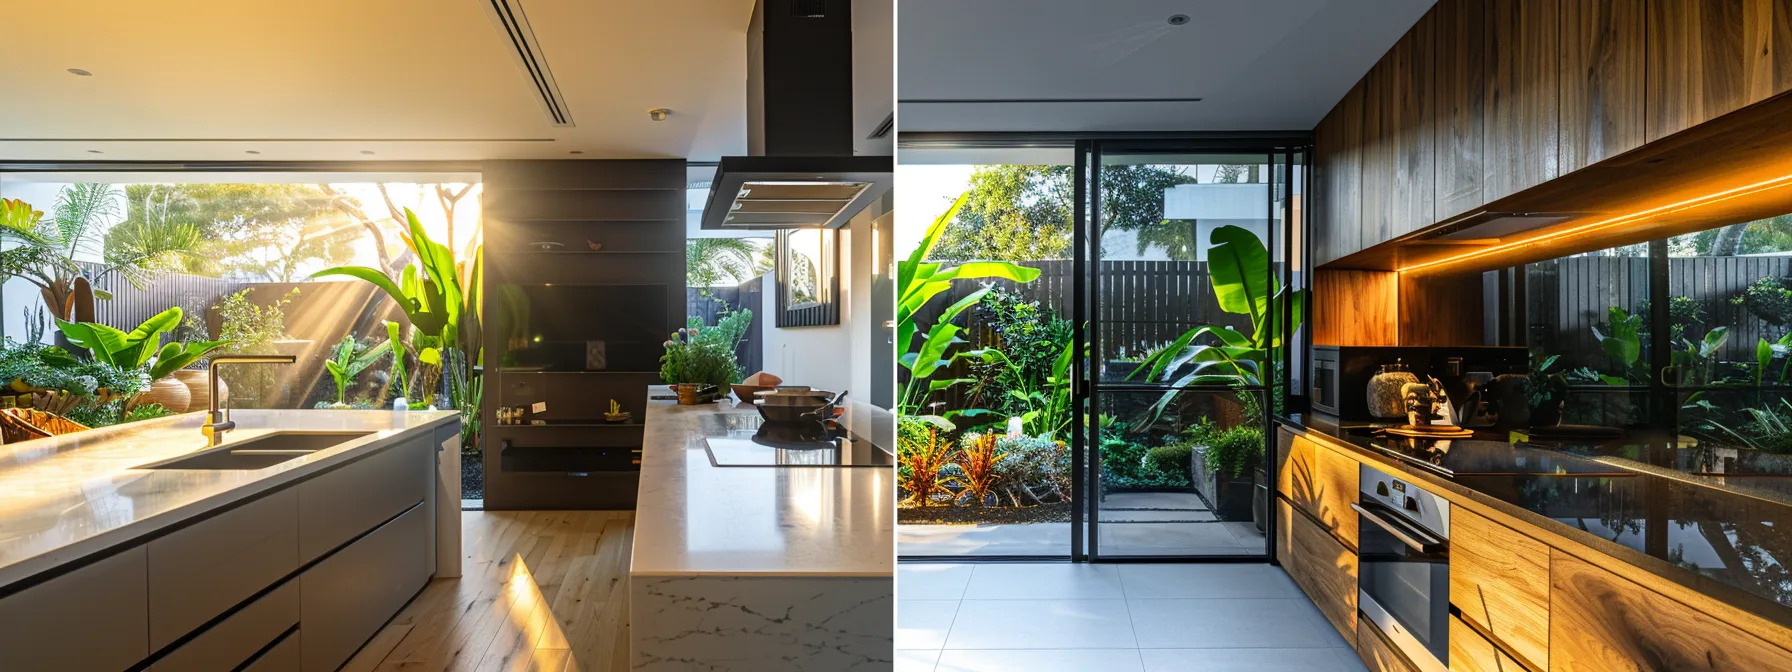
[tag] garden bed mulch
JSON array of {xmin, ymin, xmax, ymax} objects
[
  {"xmin": 898, "ymin": 501, "xmax": 1070, "ymax": 525},
  {"xmin": 462, "ymin": 457, "xmax": 484, "ymax": 501}
]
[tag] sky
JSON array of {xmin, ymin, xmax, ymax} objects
[{"xmin": 893, "ymin": 164, "xmax": 974, "ymax": 258}]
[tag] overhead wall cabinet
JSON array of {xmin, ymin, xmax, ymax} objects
[{"xmin": 1310, "ymin": 0, "xmax": 1792, "ymax": 268}]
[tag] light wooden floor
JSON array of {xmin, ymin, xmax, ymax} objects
[{"xmin": 344, "ymin": 510, "xmax": 636, "ymax": 672}]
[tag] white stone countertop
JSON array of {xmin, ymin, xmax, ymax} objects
[
  {"xmin": 630, "ymin": 394, "xmax": 893, "ymax": 577},
  {"xmin": 0, "ymin": 409, "xmax": 457, "ymax": 590}
]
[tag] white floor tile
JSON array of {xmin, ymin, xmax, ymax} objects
[
  {"xmin": 898, "ymin": 600, "xmax": 961, "ymax": 649},
  {"xmin": 945, "ymin": 599, "xmax": 1138, "ymax": 649},
  {"xmin": 1332, "ymin": 647, "xmax": 1371, "ymax": 671},
  {"xmin": 1140, "ymin": 647, "xmax": 1354, "ymax": 671},
  {"xmin": 963, "ymin": 563, "xmax": 1125, "ymax": 599},
  {"xmin": 1128, "ymin": 598, "xmax": 1337, "ymax": 649},
  {"xmin": 936, "ymin": 648, "xmax": 1146, "ymax": 672},
  {"xmin": 1117, "ymin": 563, "xmax": 1302, "ymax": 599},
  {"xmin": 901, "ymin": 563, "xmax": 977, "ymax": 599},
  {"xmin": 897, "ymin": 649, "xmax": 942, "ymax": 672}
]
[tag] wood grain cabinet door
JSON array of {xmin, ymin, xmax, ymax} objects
[
  {"xmin": 1449, "ymin": 615, "xmax": 1528, "ymax": 672},
  {"xmin": 1559, "ymin": 0, "xmax": 1647, "ymax": 173},
  {"xmin": 1359, "ymin": 619, "xmax": 1422, "ymax": 672},
  {"xmin": 1314, "ymin": 81, "xmax": 1365, "ymax": 265},
  {"xmin": 1313, "ymin": 445, "xmax": 1359, "ymax": 544},
  {"xmin": 1644, "ymin": 0, "xmax": 1792, "ymax": 142},
  {"xmin": 1277, "ymin": 431, "xmax": 1318, "ymax": 512},
  {"xmin": 1286, "ymin": 502, "xmax": 1359, "ymax": 641},
  {"xmin": 1484, "ymin": 0, "xmax": 1560, "ymax": 202},
  {"xmin": 1363, "ymin": 7, "xmax": 1436, "ymax": 239},
  {"xmin": 1450, "ymin": 507, "xmax": 1550, "ymax": 671},
  {"xmin": 1550, "ymin": 553, "xmax": 1792, "ymax": 671}
]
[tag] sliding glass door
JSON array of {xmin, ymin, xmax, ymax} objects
[
  {"xmin": 893, "ymin": 139, "xmax": 1307, "ymax": 561},
  {"xmin": 1081, "ymin": 141, "xmax": 1304, "ymax": 560}
]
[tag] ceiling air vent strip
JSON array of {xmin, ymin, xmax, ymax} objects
[{"xmin": 485, "ymin": 0, "xmax": 573, "ymax": 127}]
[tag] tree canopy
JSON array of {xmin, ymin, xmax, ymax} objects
[{"xmin": 927, "ymin": 163, "xmax": 1205, "ymax": 262}]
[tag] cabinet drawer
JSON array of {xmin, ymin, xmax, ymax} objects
[
  {"xmin": 242, "ymin": 630, "xmax": 300, "ymax": 672},
  {"xmin": 1277, "ymin": 433, "xmax": 1358, "ymax": 546},
  {"xmin": 300, "ymin": 502, "xmax": 429, "ymax": 672},
  {"xmin": 150, "ymin": 581, "xmax": 298, "ymax": 672},
  {"xmin": 1449, "ymin": 507, "xmax": 1547, "ymax": 670},
  {"xmin": 1550, "ymin": 553, "xmax": 1792, "ymax": 671},
  {"xmin": 148, "ymin": 487, "xmax": 298, "ymax": 649},
  {"xmin": 0, "ymin": 547, "xmax": 148, "ymax": 671},
  {"xmin": 1275, "ymin": 430, "xmax": 1316, "ymax": 505},
  {"xmin": 1448, "ymin": 614, "xmax": 1525, "ymax": 672},
  {"xmin": 1285, "ymin": 499, "xmax": 1358, "ymax": 640},
  {"xmin": 298, "ymin": 437, "xmax": 427, "ymax": 562},
  {"xmin": 1358, "ymin": 619, "xmax": 1420, "ymax": 672}
]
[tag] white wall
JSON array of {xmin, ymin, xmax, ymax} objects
[{"xmin": 758, "ymin": 208, "xmax": 876, "ymax": 396}]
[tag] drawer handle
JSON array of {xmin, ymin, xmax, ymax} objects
[{"xmin": 1352, "ymin": 502, "xmax": 1445, "ymax": 554}]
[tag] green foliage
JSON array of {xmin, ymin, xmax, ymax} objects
[
  {"xmin": 316, "ymin": 207, "xmax": 482, "ymax": 358},
  {"xmin": 1100, "ymin": 436, "xmax": 1189, "ymax": 490},
  {"xmin": 898, "ymin": 192, "xmax": 1043, "ymax": 424},
  {"xmin": 1, "ymin": 185, "xmax": 205, "ymax": 321},
  {"xmin": 962, "ymin": 288, "xmax": 1073, "ymax": 414},
  {"xmin": 659, "ymin": 327, "xmax": 735, "ymax": 386},
  {"xmin": 1735, "ymin": 276, "xmax": 1792, "ymax": 328},
  {"xmin": 1205, "ymin": 426, "xmax": 1266, "ymax": 479},
  {"xmin": 1131, "ymin": 225, "xmax": 1306, "ymax": 422},
  {"xmin": 687, "ymin": 238, "xmax": 762, "ymax": 289},
  {"xmin": 928, "ymin": 164, "xmax": 1198, "ymax": 262},
  {"xmin": 689, "ymin": 309, "xmax": 754, "ymax": 381},
  {"xmin": 214, "ymin": 288, "xmax": 298, "ymax": 408},
  {"xmin": 990, "ymin": 434, "xmax": 1071, "ymax": 505},
  {"xmin": 324, "ymin": 334, "xmax": 393, "ymax": 405},
  {"xmin": 0, "ymin": 339, "xmax": 146, "ymax": 400},
  {"xmin": 115, "ymin": 183, "xmax": 348, "ymax": 281},
  {"xmin": 123, "ymin": 403, "xmax": 176, "ymax": 423},
  {"xmin": 1146, "ymin": 443, "xmax": 1193, "ymax": 479},
  {"xmin": 54, "ymin": 306, "xmax": 228, "ymax": 380}
]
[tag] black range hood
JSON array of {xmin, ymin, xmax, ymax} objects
[{"xmin": 699, "ymin": 0, "xmax": 892, "ymax": 231}]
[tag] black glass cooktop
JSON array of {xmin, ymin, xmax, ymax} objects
[{"xmin": 698, "ymin": 413, "xmax": 892, "ymax": 468}]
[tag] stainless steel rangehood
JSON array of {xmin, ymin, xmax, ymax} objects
[{"xmin": 699, "ymin": 0, "xmax": 892, "ymax": 231}]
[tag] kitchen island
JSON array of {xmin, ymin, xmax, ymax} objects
[
  {"xmin": 630, "ymin": 394, "xmax": 892, "ymax": 671},
  {"xmin": 0, "ymin": 409, "xmax": 459, "ymax": 671}
]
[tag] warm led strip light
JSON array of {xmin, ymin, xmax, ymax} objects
[{"xmin": 1397, "ymin": 172, "xmax": 1792, "ymax": 273}]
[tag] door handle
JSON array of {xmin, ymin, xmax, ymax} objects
[{"xmin": 1352, "ymin": 502, "xmax": 1445, "ymax": 554}]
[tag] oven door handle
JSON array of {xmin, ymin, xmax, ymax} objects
[{"xmin": 1352, "ymin": 502, "xmax": 1446, "ymax": 554}]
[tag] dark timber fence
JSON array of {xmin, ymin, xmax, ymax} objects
[
  {"xmin": 687, "ymin": 278, "xmax": 764, "ymax": 377},
  {"xmin": 75, "ymin": 262, "xmax": 245, "ymax": 332},
  {"xmin": 1527, "ymin": 256, "xmax": 1792, "ymax": 367}
]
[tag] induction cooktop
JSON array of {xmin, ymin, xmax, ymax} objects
[{"xmin": 699, "ymin": 413, "xmax": 892, "ymax": 468}]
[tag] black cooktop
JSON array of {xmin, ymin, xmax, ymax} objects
[{"xmin": 698, "ymin": 413, "xmax": 893, "ymax": 468}]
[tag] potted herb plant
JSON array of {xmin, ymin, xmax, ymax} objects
[
  {"xmin": 660, "ymin": 327, "xmax": 734, "ymax": 404},
  {"xmin": 1204, "ymin": 425, "xmax": 1264, "ymax": 522}
]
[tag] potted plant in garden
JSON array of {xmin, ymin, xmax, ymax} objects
[
  {"xmin": 1204, "ymin": 425, "xmax": 1264, "ymax": 522},
  {"xmin": 659, "ymin": 327, "xmax": 734, "ymax": 405},
  {"xmin": 51, "ymin": 306, "xmax": 230, "ymax": 414}
]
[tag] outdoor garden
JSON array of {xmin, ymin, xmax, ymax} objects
[
  {"xmin": 0, "ymin": 181, "xmax": 485, "ymax": 492},
  {"xmin": 896, "ymin": 161, "xmax": 1302, "ymax": 556}
]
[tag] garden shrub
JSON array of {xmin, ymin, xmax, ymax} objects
[
  {"xmin": 1101, "ymin": 435, "xmax": 1189, "ymax": 489},
  {"xmin": 992, "ymin": 434, "xmax": 1069, "ymax": 505},
  {"xmin": 972, "ymin": 288, "xmax": 1073, "ymax": 419},
  {"xmin": 1737, "ymin": 276, "xmax": 1792, "ymax": 328},
  {"xmin": 1206, "ymin": 426, "xmax": 1266, "ymax": 479},
  {"xmin": 1146, "ymin": 443, "xmax": 1193, "ymax": 479}
]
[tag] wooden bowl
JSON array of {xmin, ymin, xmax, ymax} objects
[{"xmin": 731, "ymin": 384, "xmax": 773, "ymax": 401}]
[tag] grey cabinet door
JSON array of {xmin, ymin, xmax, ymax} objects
[
  {"xmin": 297, "ymin": 437, "xmax": 429, "ymax": 562},
  {"xmin": 299, "ymin": 503, "xmax": 429, "ymax": 672},
  {"xmin": 148, "ymin": 487, "xmax": 298, "ymax": 649},
  {"xmin": 149, "ymin": 580, "xmax": 298, "ymax": 672},
  {"xmin": 0, "ymin": 547, "xmax": 149, "ymax": 671}
]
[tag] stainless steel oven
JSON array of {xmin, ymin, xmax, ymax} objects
[{"xmin": 1357, "ymin": 463, "xmax": 1451, "ymax": 672}]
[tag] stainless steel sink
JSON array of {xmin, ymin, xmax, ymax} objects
[{"xmin": 137, "ymin": 431, "xmax": 375, "ymax": 470}]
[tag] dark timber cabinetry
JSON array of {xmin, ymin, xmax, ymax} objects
[{"xmin": 480, "ymin": 160, "xmax": 687, "ymax": 510}]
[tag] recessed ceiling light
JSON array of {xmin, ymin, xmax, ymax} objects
[
  {"xmin": 67, "ymin": 68, "xmax": 92, "ymax": 76},
  {"xmin": 1167, "ymin": 14, "xmax": 1190, "ymax": 25},
  {"xmin": 86, "ymin": 149, "xmax": 103, "ymax": 154},
  {"xmin": 360, "ymin": 150, "xmax": 375, "ymax": 155},
  {"xmin": 245, "ymin": 150, "xmax": 261, "ymax": 155},
  {"xmin": 648, "ymin": 108, "xmax": 671, "ymax": 121}
]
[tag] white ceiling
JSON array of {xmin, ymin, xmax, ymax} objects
[
  {"xmin": 897, "ymin": 0, "xmax": 1435, "ymax": 132},
  {"xmin": 0, "ymin": 0, "xmax": 760, "ymax": 161}
]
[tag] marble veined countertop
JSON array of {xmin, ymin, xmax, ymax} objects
[
  {"xmin": 0, "ymin": 409, "xmax": 456, "ymax": 590},
  {"xmin": 630, "ymin": 395, "xmax": 893, "ymax": 577}
]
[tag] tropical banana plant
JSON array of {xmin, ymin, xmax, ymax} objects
[
  {"xmin": 898, "ymin": 192, "xmax": 1042, "ymax": 427},
  {"xmin": 316, "ymin": 207, "xmax": 482, "ymax": 406},
  {"xmin": 1131, "ymin": 225, "xmax": 1307, "ymax": 420},
  {"xmin": 50, "ymin": 306, "xmax": 229, "ymax": 380},
  {"xmin": 323, "ymin": 334, "xmax": 393, "ymax": 405}
]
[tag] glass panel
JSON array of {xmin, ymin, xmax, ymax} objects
[
  {"xmin": 1094, "ymin": 388, "xmax": 1268, "ymax": 556},
  {"xmin": 1668, "ymin": 218, "xmax": 1792, "ymax": 456},
  {"xmin": 1523, "ymin": 242, "xmax": 1652, "ymax": 427},
  {"xmin": 894, "ymin": 151, "xmax": 1078, "ymax": 557}
]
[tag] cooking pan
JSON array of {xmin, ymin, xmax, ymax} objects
[{"xmin": 755, "ymin": 389, "xmax": 847, "ymax": 423}]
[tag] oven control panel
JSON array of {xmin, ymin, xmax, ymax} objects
[{"xmin": 1360, "ymin": 463, "xmax": 1451, "ymax": 538}]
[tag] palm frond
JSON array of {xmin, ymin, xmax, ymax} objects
[{"xmin": 53, "ymin": 183, "xmax": 122, "ymax": 258}]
